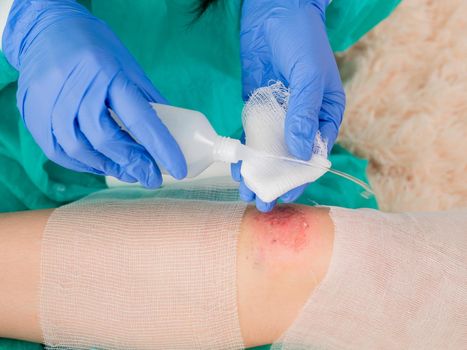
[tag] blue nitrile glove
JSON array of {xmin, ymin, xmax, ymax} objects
[
  {"xmin": 2, "ymin": 0, "xmax": 187, "ymax": 188},
  {"xmin": 232, "ymin": 0, "xmax": 345, "ymax": 212}
]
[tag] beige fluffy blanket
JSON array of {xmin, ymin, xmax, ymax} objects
[{"xmin": 338, "ymin": 0, "xmax": 467, "ymax": 212}]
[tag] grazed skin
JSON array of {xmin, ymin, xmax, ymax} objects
[
  {"xmin": 238, "ymin": 205, "xmax": 334, "ymax": 347},
  {"xmin": 252, "ymin": 206, "xmax": 313, "ymax": 263}
]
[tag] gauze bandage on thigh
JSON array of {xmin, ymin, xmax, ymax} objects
[
  {"xmin": 40, "ymin": 180, "xmax": 246, "ymax": 350},
  {"xmin": 272, "ymin": 208, "xmax": 467, "ymax": 350},
  {"xmin": 241, "ymin": 82, "xmax": 330, "ymax": 203}
]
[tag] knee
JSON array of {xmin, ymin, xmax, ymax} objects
[
  {"xmin": 237, "ymin": 204, "xmax": 334, "ymax": 346},
  {"xmin": 241, "ymin": 204, "xmax": 332, "ymax": 274}
]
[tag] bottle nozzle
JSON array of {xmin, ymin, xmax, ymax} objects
[{"xmin": 213, "ymin": 137, "xmax": 247, "ymax": 163}]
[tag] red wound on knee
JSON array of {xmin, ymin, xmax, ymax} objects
[{"xmin": 252, "ymin": 206, "xmax": 312, "ymax": 262}]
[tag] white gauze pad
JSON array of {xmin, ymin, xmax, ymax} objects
[
  {"xmin": 40, "ymin": 184, "xmax": 246, "ymax": 350},
  {"xmin": 272, "ymin": 208, "xmax": 467, "ymax": 350},
  {"xmin": 241, "ymin": 82, "xmax": 330, "ymax": 203}
]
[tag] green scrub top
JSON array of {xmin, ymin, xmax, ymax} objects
[
  {"xmin": 0, "ymin": 0, "xmax": 402, "ymax": 213},
  {"xmin": 0, "ymin": 0, "xmax": 400, "ymax": 348}
]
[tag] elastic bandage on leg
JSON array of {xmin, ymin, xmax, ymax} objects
[
  {"xmin": 40, "ymin": 183, "xmax": 246, "ymax": 350},
  {"xmin": 272, "ymin": 208, "xmax": 467, "ymax": 350}
]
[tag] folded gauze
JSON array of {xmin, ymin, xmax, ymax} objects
[{"xmin": 241, "ymin": 82, "xmax": 331, "ymax": 203}]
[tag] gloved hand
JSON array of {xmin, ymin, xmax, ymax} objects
[
  {"xmin": 2, "ymin": 0, "xmax": 187, "ymax": 188},
  {"xmin": 233, "ymin": 0, "xmax": 345, "ymax": 212}
]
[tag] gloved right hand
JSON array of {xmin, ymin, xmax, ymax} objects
[{"xmin": 2, "ymin": 0, "xmax": 187, "ymax": 187}]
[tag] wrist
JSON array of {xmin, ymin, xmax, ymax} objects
[
  {"xmin": 2, "ymin": 0, "xmax": 38, "ymax": 69},
  {"xmin": 2, "ymin": 0, "xmax": 88, "ymax": 69}
]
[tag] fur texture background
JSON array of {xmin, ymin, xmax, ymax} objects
[{"xmin": 338, "ymin": 0, "xmax": 467, "ymax": 212}]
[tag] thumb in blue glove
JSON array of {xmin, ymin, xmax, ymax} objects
[{"xmin": 3, "ymin": 0, "xmax": 187, "ymax": 188}]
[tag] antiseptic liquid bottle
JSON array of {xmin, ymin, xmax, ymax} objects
[{"xmin": 152, "ymin": 103, "xmax": 248, "ymax": 177}]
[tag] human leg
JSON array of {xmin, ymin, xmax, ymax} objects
[
  {"xmin": 0, "ymin": 191, "xmax": 333, "ymax": 348},
  {"xmin": 1, "ymin": 190, "xmax": 465, "ymax": 349}
]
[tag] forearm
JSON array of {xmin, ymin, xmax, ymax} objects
[{"xmin": 0, "ymin": 204, "xmax": 333, "ymax": 347}]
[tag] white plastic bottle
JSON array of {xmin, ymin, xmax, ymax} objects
[
  {"xmin": 109, "ymin": 103, "xmax": 371, "ymax": 199},
  {"xmin": 152, "ymin": 103, "xmax": 248, "ymax": 178}
]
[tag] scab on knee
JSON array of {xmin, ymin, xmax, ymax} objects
[
  {"xmin": 254, "ymin": 206, "xmax": 310, "ymax": 251},
  {"xmin": 248, "ymin": 205, "xmax": 317, "ymax": 269}
]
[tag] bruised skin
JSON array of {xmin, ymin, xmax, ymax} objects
[{"xmin": 237, "ymin": 204, "xmax": 334, "ymax": 347}]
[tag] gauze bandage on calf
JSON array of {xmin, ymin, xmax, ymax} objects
[
  {"xmin": 272, "ymin": 208, "xmax": 467, "ymax": 350},
  {"xmin": 40, "ymin": 183, "xmax": 246, "ymax": 350},
  {"xmin": 241, "ymin": 82, "xmax": 330, "ymax": 203}
]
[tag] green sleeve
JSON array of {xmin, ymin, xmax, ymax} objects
[
  {"xmin": 0, "ymin": 52, "xmax": 18, "ymax": 90},
  {"xmin": 0, "ymin": 0, "xmax": 18, "ymax": 89},
  {"xmin": 326, "ymin": 0, "xmax": 402, "ymax": 52},
  {"xmin": 0, "ymin": 338, "xmax": 42, "ymax": 350},
  {"xmin": 77, "ymin": 0, "xmax": 91, "ymax": 10}
]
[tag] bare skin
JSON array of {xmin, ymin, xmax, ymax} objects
[
  {"xmin": 238, "ymin": 206, "xmax": 334, "ymax": 346},
  {"xmin": 0, "ymin": 210, "xmax": 48, "ymax": 342},
  {"xmin": 0, "ymin": 204, "xmax": 334, "ymax": 347}
]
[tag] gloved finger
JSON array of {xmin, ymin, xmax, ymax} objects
[
  {"xmin": 53, "ymin": 120, "xmax": 135, "ymax": 182},
  {"xmin": 78, "ymin": 71, "xmax": 162, "ymax": 188},
  {"xmin": 107, "ymin": 72, "xmax": 187, "ymax": 180},
  {"xmin": 241, "ymin": 58, "xmax": 273, "ymax": 101},
  {"xmin": 239, "ymin": 180, "xmax": 256, "ymax": 202},
  {"xmin": 231, "ymin": 161, "xmax": 242, "ymax": 182},
  {"xmin": 240, "ymin": 29, "xmax": 273, "ymax": 101},
  {"xmin": 50, "ymin": 71, "xmax": 135, "ymax": 182},
  {"xmin": 19, "ymin": 81, "xmax": 104, "ymax": 176},
  {"xmin": 280, "ymin": 184, "xmax": 307, "ymax": 203},
  {"xmin": 230, "ymin": 132, "xmax": 246, "ymax": 182},
  {"xmin": 319, "ymin": 120, "xmax": 339, "ymax": 155},
  {"xmin": 255, "ymin": 197, "xmax": 276, "ymax": 213},
  {"xmin": 240, "ymin": 0, "xmax": 282, "ymax": 101},
  {"xmin": 45, "ymin": 141, "xmax": 106, "ymax": 176},
  {"xmin": 285, "ymin": 72, "xmax": 323, "ymax": 161},
  {"xmin": 318, "ymin": 91, "xmax": 346, "ymax": 153}
]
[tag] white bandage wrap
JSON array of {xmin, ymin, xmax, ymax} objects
[
  {"xmin": 40, "ymin": 183, "xmax": 246, "ymax": 350},
  {"xmin": 272, "ymin": 207, "xmax": 467, "ymax": 350}
]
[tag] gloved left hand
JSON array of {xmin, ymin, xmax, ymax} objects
[
  {"xmin": 233, "ymin": 0, "xmax": 345, "ymax": 212},
  {"xmin": 2, "ymin": 0, "xmax": 187, "ymax": 188}
]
